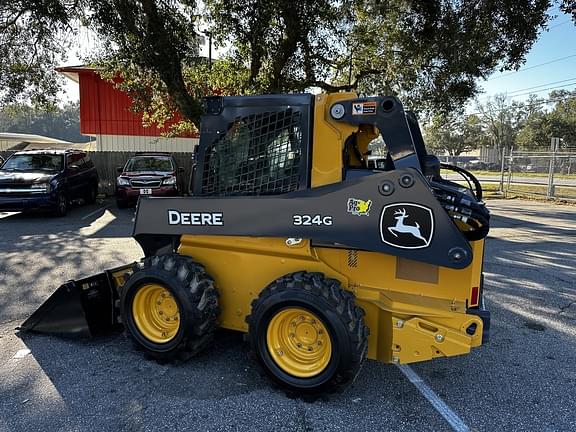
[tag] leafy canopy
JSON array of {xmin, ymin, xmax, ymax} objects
[{"xmin": 5, "ymin": 0, "xmax": 576, "ymax": 131}]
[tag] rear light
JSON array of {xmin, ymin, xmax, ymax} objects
[{"xmin": 470, "ymin": 286, "xmax": 479, "ymax": 307}]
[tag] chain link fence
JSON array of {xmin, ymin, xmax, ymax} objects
[{"xmin": 504, "ymin": 150, "xmax": 576, "ymax": 201}]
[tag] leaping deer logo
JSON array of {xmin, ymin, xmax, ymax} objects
[{"xmin": 388, "ymin": 208, "xmax": 427, "ymax": 243}]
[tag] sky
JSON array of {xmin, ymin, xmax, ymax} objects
[
  {"xmin": 475, "ymin": 5, "xmax": 576, "ymax": 105},
  {"xmin": 60, "ymin": 6, "xmax": 576, "ymax": 105}
]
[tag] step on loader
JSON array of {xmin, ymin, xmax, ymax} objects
[{"xmin": 20, "ymin": 93, "xmax": 491, "ymax": 395}]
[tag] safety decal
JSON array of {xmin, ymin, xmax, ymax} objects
[
  {"xmin": 379, "ymin": 203, "xmax": 434, "ymax": 249},
  {"xmin": 347, "ymin": 198, "xmax": 373, "ymax": 216},
  {"xmin": 352, "ymin": 102, "xmax": 377, "ymax": 115},
  {"xmin": 168, "ymin": 210, "xmax": 224, "ymax": 226}
]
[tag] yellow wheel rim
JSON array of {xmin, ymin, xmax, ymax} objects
[
  {"xmin": 266, "ymin": 307, "xmax": 332, "ymax": 378},
  {"xmin": 132, "ymin": 284, "xmax": 180, "ymax": 344}
]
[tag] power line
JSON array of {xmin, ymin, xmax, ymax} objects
[
  {"xmin": 506, "ymin": 77, "xmax": 576, "ymax": 95},
  {"xmin": 508, "ymin": 82, "xmax": 576, "ymax": 98},
  {"xmin": 548, "ymin": 19, "xmax": 571, "ymax": 29},
  {"xmin": 487, "ymin": 54, "xmax": 576, "ymax": 81},
  {"xmin": 468, "ymin": 92, "xmax": 576, "ymax": 117},
  {"xmin": 478, "ymin": 77, "xmax": 576, "ymax": 101}
]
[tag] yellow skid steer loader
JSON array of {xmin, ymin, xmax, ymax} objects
[{"xmin": 21, "ymin": 93, "xmax": 490, "ymax": 395}]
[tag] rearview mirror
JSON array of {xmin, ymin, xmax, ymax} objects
[{"xmin": 116, "ymin": 166, "xmax": 123, "ymax": 173}]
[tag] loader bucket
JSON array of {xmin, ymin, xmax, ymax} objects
[{"xmin": 19, "ymin": 264, "xmax": 135, "ymax": 338}]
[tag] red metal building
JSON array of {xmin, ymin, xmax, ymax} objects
[{"xmin": 57, "ymin": 66, "xmax": 198, "ymax": 152}]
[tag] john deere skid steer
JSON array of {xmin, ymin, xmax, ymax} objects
[{"xmin": 21, "ymin": 93, "xmax": 490, "ymax": 394}]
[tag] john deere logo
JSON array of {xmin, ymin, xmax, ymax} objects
[
  {"xmin": 347, "ymin": 198, "xmax": 372, "ymax": 216},
  {"xmin": 380, "ymin": 203, "xmax": 434, "ymax": 249}
]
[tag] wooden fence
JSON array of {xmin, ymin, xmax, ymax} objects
[{"xmin": 0, "ymin": 151, "xmax": 194, "ymax": 196}]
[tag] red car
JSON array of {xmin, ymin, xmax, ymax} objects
[{"xmin": 116, "ymin": 153, "xmax": 183, "ymax": 208}]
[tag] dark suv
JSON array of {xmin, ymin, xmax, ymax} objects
[
  {"xmin": 0, "ymin": 149, "xmax": 99, "ymax": 216},
  {"xmin": 116, "ymin": 153, "xmax": 182, "ymax": 208}
]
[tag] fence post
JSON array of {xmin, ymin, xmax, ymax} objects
[
  {"xmin": 499, "ymin": 145, "xmax": 506, "ymax": 194},
  {"xmin": 505, "ymin": 148, "xmax": 513, "ymax": 198},
  {"xmin": 547, "ymin": 137, "xmax": 559, "ymax": 199}
]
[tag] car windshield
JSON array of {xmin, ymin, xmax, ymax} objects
[
  {"xmin": 125, "ymin": 156, "xmax": 173, "ymax": 172},
  {"xmin": 2, "ymin": 154, "xmax": 63, "ymax": 172}
]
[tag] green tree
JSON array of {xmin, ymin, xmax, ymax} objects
[
  {"xmin": 342, "ymin": 0, "xmax": 552, "ymax": 113},
  {"xmin": 0, "ymin": 0, "xmax": 563, "ymax": 130},
  {"xmin": 514, "ymin": 91, "xmax": 576, "ymax": 149},
  {"xmin": 0, "ymin": 1, "xmax": 77, "ymax": 106},
  {"xmin": 476, "ymin": 94, "xmax": 527, "ymax": 152},
  {"xmin": 424, "ymin": 112, "xmax": 489, "ymax": 159},
  {"xmin": 547, "ymin": 90, "xmax": 576, "ymax": 147},
  {"xmin": 0, "ymin": 102, "xmax": 89, "ymax": 142}
]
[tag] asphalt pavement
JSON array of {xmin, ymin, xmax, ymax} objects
[{"xmin": 0, "ymin": 198, "xmax": 575, "ymax": 432}]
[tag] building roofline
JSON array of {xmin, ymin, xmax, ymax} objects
[
  {"xmin": 0, "ymin": 132, "xmax": 71, "ymax": 144},
  {"xmin": 55, "ymin": 65, "xmax": 98, "ymax": 83}
]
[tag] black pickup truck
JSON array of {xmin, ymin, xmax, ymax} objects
[{"xmin": 0, "ymin": 149, "xmax": 99, "ymax": 216}]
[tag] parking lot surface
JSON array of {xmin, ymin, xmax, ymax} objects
[{"xmin": 1, "ymin": 198, "xmax": 575, "ymax": 432}]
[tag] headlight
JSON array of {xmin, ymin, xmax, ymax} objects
[
  {"xmin": 163, "ymin": 176, "xmax": 177, "ymax": 185},
  {"xmin": 30, "ymin": 183, "xmax": 50, "ymax": 193},
  {"xmin": 117, "ymin": 177, "xmax": 130, "ymax": 186}
]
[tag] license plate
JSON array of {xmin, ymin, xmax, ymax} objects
[{"xmin": 140, "ymin": 188, "xmax": 152, "ymax": 195}]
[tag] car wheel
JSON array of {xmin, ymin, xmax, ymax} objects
[
  {"xmin": 85, "ymin": 184, "xmax": 98, "ymax": 205},
  {"xmin": 54, "ymin": 192, "xmax": 68, "ymax": 217}
]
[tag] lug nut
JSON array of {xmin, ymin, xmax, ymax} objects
[
  {"xmin": 435, "ymin": 334, "xmax": 445, "ymax": 342},
  {"xmin": 396, "ymin": 320, "xmax": 404, "ymax": 328}
]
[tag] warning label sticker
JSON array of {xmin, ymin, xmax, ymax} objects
[{"xmin": 352, "ymin": 102, "xmax": 377, "ymax": 115}]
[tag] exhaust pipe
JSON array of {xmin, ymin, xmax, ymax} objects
[{"xmin": 19, "ymin": 264, "xmax": 135, "ymax": 338}]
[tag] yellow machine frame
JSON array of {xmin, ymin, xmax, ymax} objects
[{"xmin": 177, "ymin": 93, "xmax": 485, "ymax": 365}]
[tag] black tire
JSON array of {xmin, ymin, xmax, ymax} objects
[
  {"xmin": 120, "ymin": 254, "xmax": 219, "ymax": 361},
  {"xmin": 85, "ymin": 183, "xmax": 98, "ymax": 205},
  {"xmin": 246, "ymin": 272, "xmax": 368, "ymax": 395},
  {"xmin": 54, "ymin": 192, "xmax": 67, "ymax": 217}
]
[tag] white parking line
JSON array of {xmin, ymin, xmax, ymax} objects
[
  {"xmin": 397, "ymin": 364, "xmax": 470, "ymax": 432},
  {"xmin": 81, "ymin": 205, "xmax": 110, "ymax": 221}
]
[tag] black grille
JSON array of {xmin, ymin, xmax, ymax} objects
[
  {"xmin": 130, "ymin": 178, "xmax": 162, "ymax": 188},
  {"xmin": 201, "ymin": 109, "xmax": 303, "ymax": 196}
]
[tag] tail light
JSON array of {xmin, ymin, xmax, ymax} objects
[{"xmin": 470, "ymin": 286, "xmax": 479, "ymax": 307}]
